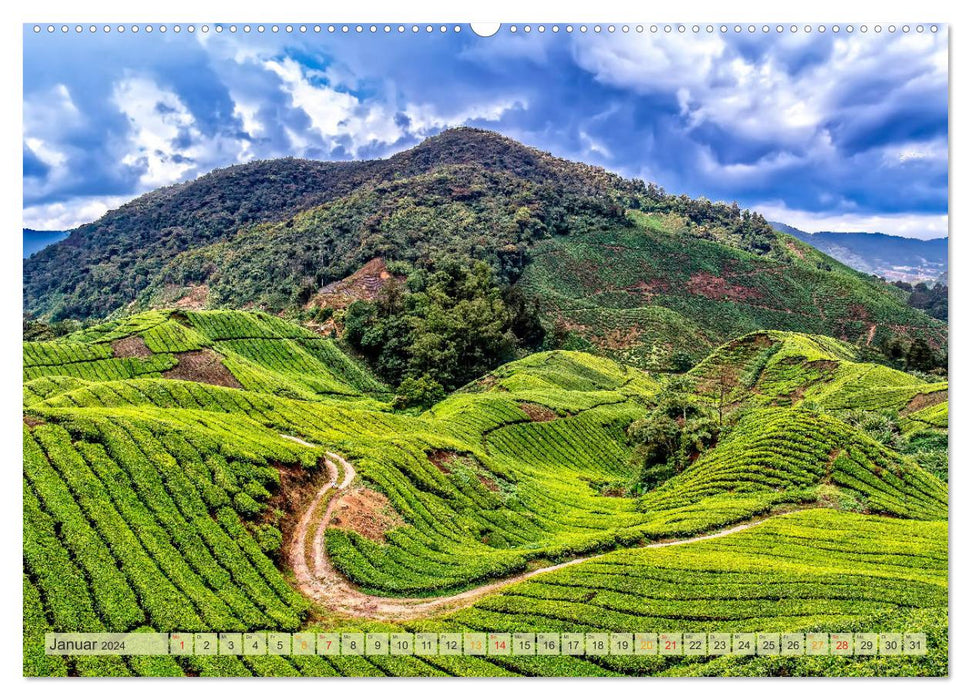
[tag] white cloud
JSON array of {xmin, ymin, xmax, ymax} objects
[
  {"xmin": 265, "ymin": 58, "xmax": 359, "ymax": 135},
  {"xmin": 881, "ymin": 137, "xmax": 949, "ymax": 167},
  {"xmin": 24, "ymin": 195, "xmax": 130, "ymax": 231},
  {"xmin": 755, "ymin": 201, "xmax": 948, "ymax": 240},
  {"xmin": 572, "ymin": 32, "xmax": 726, "ymax": 95},
  {"xmin": 112, "ymin": 74, "xmax": 246, "ymax": 188},
  {"xmin": 112, "ymin": 76, "xmax": 203, "ymax": 187},
  {"xmin": 572, "ymin": 31, "xmax": 947, "ymax": 155},
  {"xmin": 231, "ymin": 95, "xmax": 264, "ymax": 138},
  {"xmin": 678, "ymin": 52, "xmax": 824, "ymax": 145},
  {"xmin": 579, "ymin": 130, "xmax": 612, "ymax": 159},
  {"xmin": 572, "ymin": 32, "xmax": 829, "ymax": 176},
  {"xmin": 229, "ymin": 93, "xmax": 264, "ymax": 162},
  {"xmin": 572, "ymin": 30, "xmax": 948, "ymax": 225},
  {"xmin": 24, "ymin": 137, "xmax": 67, "ymax": 170},
  {"xmin": 24, "ymin": 83, "xmax": 82, "ymax": 139},
  {"xmin": 695, "ymin": 141, "xmax": 816, "ymax": 181},
  {"xmin": 23, "ymin": 84, "xmax": 84, "ymax": 201},
  {"xmin": 403, "ymin": 97, "xmax": 526, "ymax": 135},
  {"xmin": 283, "ymin": 126, "xmax": 311, "ymax": 153},
  {"xmin": 262, "ymin": 56, "xmax": 527, "ymax": 155},
  {"xmin": 264, "ymin": 57, "xmax": 402, "ymax": 153}
]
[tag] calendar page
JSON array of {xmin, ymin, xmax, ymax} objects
[{"xmin": 22, "ymin": 21, "xmax": 948, "ymax": 679}]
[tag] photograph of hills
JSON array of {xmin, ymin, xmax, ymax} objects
[{"xmin": 22, "ymin": 22, "xmax": 948, "ymax": 678}]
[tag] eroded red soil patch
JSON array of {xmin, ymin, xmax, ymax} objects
[
  {"xmin": 686, "ymin": 272, "xmax": 763, "ymax": 302},
  {"xmin": 519, "ymin": 402, "xmax": 557, "ymax": 422},
  {"xmin": 427, "ymin": 449, "xmax": 457, "ymax": 474},
  {"xmin": 162, "ymin": 349, "xmax": 242, "ymax": 389},
  {"xmin": 905, "ymin": 389, "xmax": 948, "ymax": 415},
  {"xmin": 628, "ymin": 279, "xmax": 670, "ymax": 301},
  {"xmin": 558, "ymin": 317, "xmax": 593, "ymax": 334},
  {"xmin": 174, "ymin": 284, "xmax": 210, "ymax": 310},
  {"xmin": 865, "ymin": 324, "xmax": 877, "ymax": 346},
  {"xmin": 602, "ymin": 326, "xmax": 642, "ymax": 351},
  {"xmin": 748, "ymin": 333, "xmax": 774, "ymax": 349},
  {"xmin": 477, "ymin": 474, "xmax": 500, "ymax": 492},
  {"xmin": 785, "ymin": 239, "xmax": 807, "ymax": 260},
  {"xmin": 329, "ymin": 488, "xmax": 404, "ymax": 542},
  {"xmin": 847, "ymin": 303, "xmax": 870, "ymax": 322},
  {"xmin": 467, "ymin": 374, "xmax": 508, "ymax": 392},
  {"xmin": 599, "ymin": 485, "xmax": 628, "ymax": 497},
  {"xmin": 309, "ymin": 258, "xmax": 402, "ymax": 310},
  {"xmin": 111, "ymin": 335, "xmax": 153, "ymax": 359},
  {"xmin": 263, "ymin": 461, "xmax": 328, "ymax": 547},
  {"xmin": 806, "ymin": 359, "xmax": 839, "ymax": 373}
]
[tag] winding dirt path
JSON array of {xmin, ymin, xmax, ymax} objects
[{"xmin": 282, "ymin": 437, "xmax": 780, "ymax": 621}]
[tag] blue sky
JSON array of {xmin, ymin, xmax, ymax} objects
[{"xmin": 23, "ymin": 25, "xmax": 948, "ymax": 238}]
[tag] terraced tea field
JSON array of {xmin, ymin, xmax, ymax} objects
[
  {"xmin": 23, "ymin": 310, "xmax": 948, "ymax": 676},
  {"xmin": 519, "ymin": 214, "xmax": 946, "ymax": 369},
  {"xmin": 689, "ymin": 331, "xmax": 947, "ymax": 413}
]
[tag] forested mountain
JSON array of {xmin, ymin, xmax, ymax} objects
[
  {"xmin": 24, "ymin": 129, "xmax": 640, "ymax": 319},
  {"xmin": 24, "ymin": 129, "xmax": 945, "ymax": 373}
]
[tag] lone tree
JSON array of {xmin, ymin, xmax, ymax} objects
[{"xmin": 700, "ymin": 365, "xmax": 741, "ymax": 426}]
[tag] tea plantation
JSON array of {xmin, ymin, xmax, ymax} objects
[
  {"xmin": 519, "ymin": 212, "xmax": 945, "ymax": 369},
  {"xmin": 23, "ymin": 310, "xmax": 947, "ymax": 676}
]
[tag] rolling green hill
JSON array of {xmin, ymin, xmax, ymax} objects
[
  {"xmin": 522, "ymin": 212, "xmax": 945, "ymax": 369},
  {"xmin": 23, "ymin": 310, "xmax": 947, "ymax": 676},
  {"xmin": 23, "ymin": 129, "xmax": 945, "ymax": 374},
  {"xmin": 444, "ymin": 509, "xmax": 947, "ymax": 677},
  {"xmin": 688, "ymin": 330, "xmax": 947, "ymax": 414},
  {"xmin": 25, "ymin": 309, "xmax": 389, "ymax": 403}
]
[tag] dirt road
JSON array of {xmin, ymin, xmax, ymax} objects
[{"xmin": 283, "ymin": 440, "xmax": 777, "ymax": 621}]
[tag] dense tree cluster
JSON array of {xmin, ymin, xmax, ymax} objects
[
  {"xmin": 342, "ymin": 258, "xmax": 544, "ymax": 407},
  {"xmin": 893, "ymin": 281, "xmax": 948, "ymax": 322},
  {"xmin": 861, "ymin": 335, "xmax": 947, "ymax": 374},
  {"xmin": 22, "ymin": 315, "xmax": 84, "ymax": 341},
  {"xmin": 636, "ymin": 184, "xmax": 778, "ymax": 255},
  {"xmin": 626, "ymin": 377, "xmax": 722, "ymax": 492},
  {"xmin": 838, "ymin": 408, "xmax": 948, "ymax": 483}
]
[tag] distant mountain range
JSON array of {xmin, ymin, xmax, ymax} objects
[
  {"xmin": 771, "ymin": 222, "xmax": 947, "ymax": 284},
  {"xmin": 23, "ymin": 229, "xmax": 68, "ymax": 258}
]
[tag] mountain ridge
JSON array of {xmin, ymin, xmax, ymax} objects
[
  {"xmin": 770, "ymin": 221, "xmax": 947, "ymax": 283},
  {"xmin": 24, "ymin": 128, "xmax": 644, "ymax": 320},
  {"xmin": 24, "ymin": 128, "xmax": 945, "ymax": 370}
]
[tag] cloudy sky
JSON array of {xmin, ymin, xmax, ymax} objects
[{"xmin": 23, "ymin": 25, "xmax": 948, "ymax": 238}]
